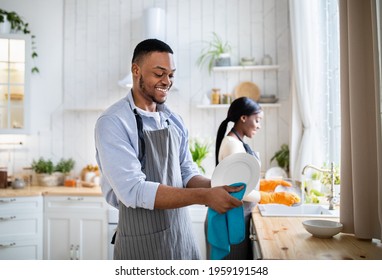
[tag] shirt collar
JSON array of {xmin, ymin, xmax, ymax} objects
[{"xmin": 126, "ymin": 89, "xmax": 172, "ymax": 119}]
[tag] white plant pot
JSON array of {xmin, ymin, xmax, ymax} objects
[
  {"xmin": 0, "ymin": 18, "xmax": 11, "ymax": 34},
  {"xmin": 36, "ymin": 173, "xmax": 64, "ymax": 186},
  {"xmin": 215, "ymin": 53, "xmax": 231, "ymax": 67}
]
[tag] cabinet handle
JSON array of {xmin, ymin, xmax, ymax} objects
[
  {"xmin": 0, "ymin": 198, "xmax": 16, "ymax": 203},
  {"xmin": 0, "ymin": 242, "xmax": 16, "ymax": 247},
  {"xmin": 75, "ymin": 245, "xmax": 80, "ymax": 260},
  {"xmin": 67, "ymin": 197, "xmax": 84, "ymax": 201},
  {"xmin": 70, "ymin": 244, "xmax": 74, "ymax": 260},
  {"xmin": 0, "ymin": 215, "xmax": 16, "ymax": 221},
  {"xmin": 249, "ymin": 219, "xmax": 263, "ymax": 260}
]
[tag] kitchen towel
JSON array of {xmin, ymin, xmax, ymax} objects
[{"xmin": 207, "ymin": 182, "xmax": 246, "ymax": 260}]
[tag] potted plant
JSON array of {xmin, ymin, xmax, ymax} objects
[
  {"xmin": 0, "ymin": 9, "xmax": 39, "ymax": 73},
  {"xmin": 189, "ymin": 139, "xmax": 210, "ymax": 174},
  {"xmin": 197, "ymin": 32, "xmax": 232, "ymax": 73},
  {"xmin": 0, "ymin": 9, "xmax": 11, "ymax": 33},
  {"xmin": 55, "ymin": 158, "xmax": 75, "ymax": 174},
  {"xmin": 54, "ymin": 158, "xmax": 76, "ymax": 185},
  {"xmin": 270, "ymin": 144, "xmax": 290, "ymax": 174},
  {"xmin": 31, "ymin": 157, "xmax": 57, "ymax": 186}
]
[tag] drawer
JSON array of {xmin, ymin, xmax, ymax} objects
[
  {"xmin": 44, "ymin": 196, "xmax": 108, "ymax": 212},
  {"xmin": 0, "ymin": 212, "xmax": 43, "ymax": 240},
  {"xmin": 0, "ymin": 238, "xmax": 42, "ymax": 260},
  {"xmin": 0, "ymin": 196, "xmax": 43, "ymax": 213}
]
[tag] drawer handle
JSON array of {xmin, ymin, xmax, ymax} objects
[
  {"xmin": 0, "ymin": 215, "xmax": 16, "ymax": 221},
  {"xmin": 70, "ymin": 244, "xmax": 74, "ymax": 260},
  {"xmin": 67, "ymin": 197, "xmax": 84, "ymax": 201},
  {"xmin": 0, "ymin": 198, "xmax": 16, "ymax": 203},
  {"xmin": 0, "ymin": 242, "xmax": 16, "ymax": 247},
  {"xmin": 75, "ymin": 245, "xmax": 80, "ymax": 260}
]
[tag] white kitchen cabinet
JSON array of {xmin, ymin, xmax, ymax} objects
[
  {"xmin": 0, "ymin": 196, "xmax": 43, "ymax": 260},
  {"xmin": 0, "ymin": 34, "xmax": 31, "ymax": 134},
  {"xmin": 44, "ymin": 196, "xmax": 108, "ymax": 260},
  {"xmin": 188, "ymin": 205, "xmax": 208, "ymax": 259}
]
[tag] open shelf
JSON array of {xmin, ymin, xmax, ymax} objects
[
  {"xmin": 197, "ymin": 103, "xmax": 281, "ymax": 109},
  {"xmin": 212, "ymin": 65, "xmax": 279, "ymax": 72}
]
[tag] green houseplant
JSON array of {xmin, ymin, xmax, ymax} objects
[
  {"xmin": 31, "ymin": 157, "xmax": 58, "ymax": 186},
  {"xmin": 54, "ymin": 158, "xmax": 75, "ymax": 186},
  {"xmin": 31, "ymin": 157, "xmax": 54, "ymax": 174},
  {"xmin": 189, "ymin": 139, "xmax": 210, "ymax": 174},
  {"xmin": 55, "ymin": 158, "xmax": 75, "ymax": 174},
  {"xmin": 0, "ymin": 9, "xmax": 39, "ymax": 73},
  {"xmin": 270, "ymin": 144, "xmax": 290, "ymax": 173},
  {"xmin": 197, "ymin": 32, "xmax": 232, "ymax": 73}
]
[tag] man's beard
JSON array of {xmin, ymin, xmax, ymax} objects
[{"xmin": 139, "ymin": 75, "xmax": 169, "ymax": 105}]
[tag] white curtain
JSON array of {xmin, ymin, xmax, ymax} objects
[
  {"xmin": 289, "ymin": 0, "xmax": 326, "ymax": 180},
  {"xmin": 339, "ymin": 0, "xmax": 382, "ymax": 240}
]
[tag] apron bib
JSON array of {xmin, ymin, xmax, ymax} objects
[{"xmin": 113, "ymin": 113, "xmax": 201, "ymax": 260}]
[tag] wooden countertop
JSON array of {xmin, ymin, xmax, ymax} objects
[
  {"xmin": 252, "ymin": 206, "xmax": 382, "ymax": 260},
  {"xmin": 0, "ymin": 185, "xmax": 102, "ymax": 197}
]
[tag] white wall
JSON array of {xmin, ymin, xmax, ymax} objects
[{"xmin": 0, "ymin": 0, "xmax": 291, "ymax": 179}]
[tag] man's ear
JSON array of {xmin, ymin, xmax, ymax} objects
[{"xmin": 131, "ymin": 63, "xmax": 140, "ymax": 76}]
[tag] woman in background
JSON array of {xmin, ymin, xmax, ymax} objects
[{"xmin": 206, "ymin": 97, "xmax": 300, "ymax": 260}]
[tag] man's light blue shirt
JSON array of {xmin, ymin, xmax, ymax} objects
[{"xmin": 95, "ymin": 91, "xmax": 200, "ymax": 210}]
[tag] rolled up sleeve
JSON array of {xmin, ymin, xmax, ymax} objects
[{"xmin": 95, "ymin": 113, "xmax": 159, "ymax": 210}]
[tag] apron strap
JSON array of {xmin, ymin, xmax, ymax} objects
[
  {"xmin": 133, "ymin": 109, "xmax": 146, "ymax": 170},
  {"xmin": 230, "ymin": 128, "xmax": 258, "ymax": 159}
]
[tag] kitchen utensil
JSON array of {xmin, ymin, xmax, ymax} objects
[
  {"xmin": 240, "ymin": 57, "xmax": 255, "ymax": 66},
  {"xmin": 12, "ymin": 178, "xmax": 26, "ymax": 189},
  {"xmin": 211, "ymin": 153, "xmax": 261, "ymax": 197},
  {"xmin": 302, "ymin": 219, "xmax": 343, "ymax": 238},
  {"xmin": 234, "ymin": 81, "xmax": 260, "ymax": 101},
  {"xmin": 261, "ymin": 54, "xmax": 273, "ymax": 65},
  {"xmin": 258, "ymin": 95, "xmax": 278, "ymax": 103}
]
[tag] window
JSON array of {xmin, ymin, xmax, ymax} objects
[{"xmin": 321, "ymin": 0, "xmax": 341, "ymax": 165}]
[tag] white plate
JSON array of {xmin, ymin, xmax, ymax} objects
[
  {"xmin": 211, "ymin": 153, "xmax": 261, "ymax": 197},
  {"xmin": 265, "ymin": 166, "xmax": 287, "ymax": 179}
]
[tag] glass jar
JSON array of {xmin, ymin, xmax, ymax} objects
[
  {"xmin": 222, "ymin": 93, "xmax": 232, "ymax": 104},
  {"xmin": 211, "ymin": 88, "xmax": 221, "ymax": 104}
]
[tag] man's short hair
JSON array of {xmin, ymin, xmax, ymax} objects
[{"xmin": 132, "ymin": 39, "xmax": 173, "ymax": 64}]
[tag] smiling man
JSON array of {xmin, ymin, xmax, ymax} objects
[{"xmin": 95, "ymin": 39, "xmax": 243, "ymax": 260}]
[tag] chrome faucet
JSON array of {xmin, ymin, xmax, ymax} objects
[{"xmin": 302, "ymin": 162, "xmax": 335, "ymax": 210}]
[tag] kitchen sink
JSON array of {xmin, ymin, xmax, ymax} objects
[{"xmin": 258, "ymin": 204, "xmax": 339, "ymax": 218}]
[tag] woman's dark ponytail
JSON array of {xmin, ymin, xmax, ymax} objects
[{"xmin": 215, "ymin": 118, "xmax": 230, "ymax": 166}]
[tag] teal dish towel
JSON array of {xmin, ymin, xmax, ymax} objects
[{"xmin": 207, "ymin": 182, "xmax": 246, "ymax": 260}]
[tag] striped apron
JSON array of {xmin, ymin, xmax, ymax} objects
[{"xmin": 113, "ymin": 113, "xmax": 201, "ymax": 260}]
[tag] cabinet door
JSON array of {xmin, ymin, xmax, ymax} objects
[
  {"xmin": 44, "ymin": 196, "xmax": 108, "ymax": 260},
  {"xmin": 0, "ymin": 34, "xmax": 31, "ymax": 134},
  {"xmin": 44, "ymin": 212, "xmax": 72, "ymax": 260},
  {"xmin": 188, "ymin": 205, "xmax": 208, "ymax": 260},
  {"xmin": 76, "ymin": 212, "xmax": 108, "ymax": 260}
]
